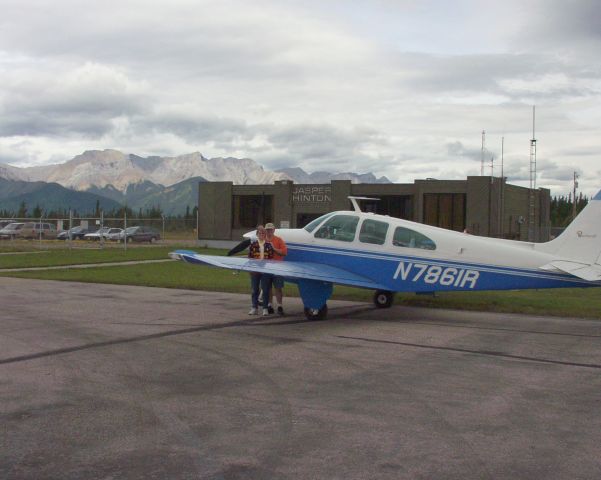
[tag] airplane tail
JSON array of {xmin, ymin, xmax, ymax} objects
[{"xmin": 537, "ymin": 190, "xmax": 601, "ymax": 281}]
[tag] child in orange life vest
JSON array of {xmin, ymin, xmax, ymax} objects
[{"xmin": 247, "ymin": 225, "xmax": 274, "ymax": 316}]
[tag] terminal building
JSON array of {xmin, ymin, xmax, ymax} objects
[{"xmin": 197, "ymin": 177, "xmax": 550, "ymax": 246}]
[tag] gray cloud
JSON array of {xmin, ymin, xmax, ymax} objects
[
  {"xmin": 0, "ymin": 0, "xmax": 600, "ymax": 196},
  {"xmin": 0, "ymin": 63, "xmax": 150, "ymax": 137},
  {"xmin": 137, "ymin": 110, "xmax": 250, "ymax": 144},
  {"xmin": 513, "ymin": 0, "xmax": 601, "ymax": 50},
  {"xmin": 446, "ymin": 141, "xmax": 483, "ymax": 162},
  {"xmin": 263, "ymin": 124, "xmax": 388, "ymax": 171}
]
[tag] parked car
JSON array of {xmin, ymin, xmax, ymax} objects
[
  {"xmin": 0, "ymin": 222, "xmax": 25, "ymax": 239},
  {"xmin": 118, "ymin": 226, "xmax": 161, "ymax": 243},
  {"xmin": 17, "ymin": 222, "xmax": 58, "ymax": 239},
  {"xmin": 83, "ymin": 227, "xmax": 110, "ymax": 241},
  {"xmin": 57, "ymin": 226, "xmax": 95, "ymax": 240},
  {"xmin": 107, "ymin": 228, "xmax": 124, "ymax": 241}
]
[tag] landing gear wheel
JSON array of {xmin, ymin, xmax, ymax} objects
[
  {"xmin": 373, "ymin": 290, "xmax": 394, "ymax": 308},
  {"xmin": 304, "ymin": 304, "xmax": 328, "ymax": 321}
]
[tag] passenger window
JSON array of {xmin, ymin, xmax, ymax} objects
[
  {"xmin": 392, "ymin": 226, "xmax": 436, "ymax": 250},
  {"xmin": 314, "ymin": 215, "xmax": 359, "ymax": 242},
  {"xmin": 359, "ymin": 219, "xmax": 389, "ymax": 245}
]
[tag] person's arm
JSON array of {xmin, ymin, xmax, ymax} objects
[
  {"xmin": 228, "ymin": 238, "xmax": 251, "ymax": 256},
  {"xmin": 273, "ymin": 237, "xmax": 287, "ymax": 257}
]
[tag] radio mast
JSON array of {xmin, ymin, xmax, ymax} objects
[
  {"xmin": 481, "ymin": 130, "xmax": 486, "ymax": 176},
  {"xmin": 528, "ymin": 106, "xmax": 537, "ymax": 242}
]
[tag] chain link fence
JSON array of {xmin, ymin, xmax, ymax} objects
[{"xmin": 0, "ymin": 215, "xmax": 198, "ymax": 249}]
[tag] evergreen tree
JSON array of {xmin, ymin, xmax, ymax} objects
[
  {"xmin": 550, "ymin": 194, "xmax": 588, "ymax": 227},
  {"xmin": 17, "ymin": 201, "xmax": 27, "ymax": 218},
  {"xmin": 32, "ymin": 204, "xmax": 43, "ymax": 218}
]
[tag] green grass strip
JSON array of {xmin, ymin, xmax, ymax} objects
[{"xmin": 0, "ymin": 245, "xmax": 221, "ymax": 269}]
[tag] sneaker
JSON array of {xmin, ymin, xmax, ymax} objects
[
  {"xmin": 277, "ymin": 306, "xmax": 284, "ymax": 315},
  {"xmin": 267, "ymin": 304, "xmax": 275, "ymax": 314},
  {"xmin": 248, "ymin": 307, "xmax": 258, "ymax": 315},
  {"xmin": 262, "ymin": 308, "xmax": 270, "ymax": 316}
]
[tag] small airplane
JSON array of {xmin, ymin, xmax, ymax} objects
[{"xmin": 170, "ymin": 192, "xmax": 601, "ymax": 320}]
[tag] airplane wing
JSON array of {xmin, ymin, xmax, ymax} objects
[
  {"xmin": 170, "ymin": 250, "xmax": 390, "ymax": 290},
  {"xmin": 540, "ymin": 260, "xmax": 601, "ymax": 282}
]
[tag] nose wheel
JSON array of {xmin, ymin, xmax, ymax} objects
[
  {"xmin": 304, "ymin": 304, "xmax": 328, "ymax": 321},
  {"xmin": 373, "ymin": 290, "xmax": 394, "ymax": 308}
]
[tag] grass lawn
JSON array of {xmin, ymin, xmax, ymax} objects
[
  {"xmin": 0, "ymin": 245, "xmax": 219, "ymax": 269},
  {"xmin": 2, "ymin": 258, "xmax": 600, "ymax": 319}
]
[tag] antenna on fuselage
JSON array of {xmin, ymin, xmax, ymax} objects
[{"xmin": 348, "ymin": 196, "xmax": 380, "ymax": 212}]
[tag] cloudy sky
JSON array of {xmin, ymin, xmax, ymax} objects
[{"xmin": 1, "ymin": 0, "xmax": 600, "ymax": 195}]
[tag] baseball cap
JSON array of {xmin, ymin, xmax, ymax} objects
[{"xmin": 265, "ymin": 222, "xmax": 275, "ymax": 230}]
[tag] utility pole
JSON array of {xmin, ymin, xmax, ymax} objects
[{"xmin": 500, "ymin": 137, "xmax": 505, "ymax": 238}]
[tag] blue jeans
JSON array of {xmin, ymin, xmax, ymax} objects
[{"xmin": 250, "ymin": 273, "xmax": 271, "ymax": 308}]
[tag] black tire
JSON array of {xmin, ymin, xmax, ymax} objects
[
  {"xmin": 304, "ymin": 304, "xmax": 328, "ymax": 321},
  {"xmin": 373, "ymin": 290, "xmax": 394, "ymax": 308}
]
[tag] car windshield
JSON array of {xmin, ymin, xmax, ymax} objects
[
  {"xmin": 125, "ymin": 227, "xmax": 139, "ymax": 233},
  {"xmin": 5, "ymin": 223, "xmax": 24, "ymax": 231}
]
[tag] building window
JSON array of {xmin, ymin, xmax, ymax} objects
[
  {"xmin": 359, "ymin": 219, "xmax": 389, "ymax": 245},
  {"xmin": 232, "ymin": 195, "xmax": 273, "ymax": 229},
  {"xmin": 423, "ymin": 193, "xmax": 465, "ymax": 231},
  {"xmin": 297, "ymin": 213, "xmax": 326, "ymax": 229},
  {"xmin": 358, "ymin": 195, "xmax": 413, "ymax": 219},
  {"xmin": 314, "ymin": 215, "xmax": 359, "ymax": 242}
]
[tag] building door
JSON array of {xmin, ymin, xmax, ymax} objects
[
  {"xmin": 423, "ymin": 193, "xmax": 466, "ymax": 231},
  {"xmin": 232, "ymin": 195, "xmax": 273, "ymax": 229}
]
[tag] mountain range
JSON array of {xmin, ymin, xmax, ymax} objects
[
  {"xmin": 0, "ymin": 149, "xmax": 390, "ymax": 215},
  {"xmin": 0, "ymin": 177, "xmax": 122, "ymax": 215}
]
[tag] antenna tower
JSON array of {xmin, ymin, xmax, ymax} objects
[
  {"xmin": 481, "ymin": 130, "xmax": 486, "ymax": 176},
  {"xmin": 528, "ymin": 106, "xmax": 537, "ymax": 242}
]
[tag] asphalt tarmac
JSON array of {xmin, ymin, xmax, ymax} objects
[{"xmin": 1, "ymin": 277, "xmax": 601, "ymax": 480}]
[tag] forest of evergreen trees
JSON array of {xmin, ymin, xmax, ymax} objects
[
  {"xmin": 1, "ymin": 195, "xmax": 589, "ymax": 227},
  {"xmin": 550, "ymin": 193, "xmax": 588, "ymax": 227},
  {"xmin": 0, "ymin": 200, "xmax": 198, "ymax": 221}
]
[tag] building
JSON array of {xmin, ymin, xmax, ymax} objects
[{"xmin": 197, "ymin": 177, "xmax": 550, "ymax": 246}]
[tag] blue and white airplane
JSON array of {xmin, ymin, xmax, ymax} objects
[{"xmin": 170, "ymin": 192, "xmax": 601, "ymax": 320}]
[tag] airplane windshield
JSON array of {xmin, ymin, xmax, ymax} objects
[
  {"xmin": 303, "ymin": 212, "xmax": 336, "ymax": 233},
  {"xmin": 392, "ymin": 226, "xmax": 436, "ymax": 250},
  {"xmin": 314, "ymin": 215, "xmax": 359, "ymax": 242}
]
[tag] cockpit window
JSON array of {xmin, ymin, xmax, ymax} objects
[
  {"xmin": 304, "ymin": 212, "xmax": 336, "ymax": 233},
  {"xmin": 392, "ymin": 226, "xmax": 436, "ymax": 250},
  {"xmin": 359, "ymin": 219, "xmax": 389, "ymax": 245},
  {"xmin": 314, "ymin": 215, "xmax": 359, "ymax": 242}
]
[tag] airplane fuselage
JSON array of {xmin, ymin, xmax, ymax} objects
[{"xmin": 276, "ymin": 211, "xmax": 597, "ymax": 293}]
